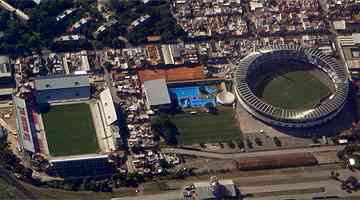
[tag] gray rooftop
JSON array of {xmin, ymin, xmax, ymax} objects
[
  {"xmin": 35, "ymin": 75, "xmax": 90, "ymax": 91},
  {"xmin": 143, "ymin": 79, "xmax": 171, "ymax": 106},
  {"xmin": 194, "ymin": 180, "xmax": 237, "ymax": 200}
]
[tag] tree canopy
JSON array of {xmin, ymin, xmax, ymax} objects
[{"xmin": 151, "ymin": 115, "xmax": 178, "ymax": 145}]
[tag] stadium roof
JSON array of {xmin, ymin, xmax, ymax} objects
[
  {"xmin": 143, "ymin": 79, "xmax": 171, "ymax": 106},
  {"xmin": 35, "ymin": 75, "xmax": 90, "ymax": 91},
  {"xmin": 0, "ymin": 55, "xmax": 9, "ymax": 64},
  {"xmin": 99, "ymin": 88, "xmax": 117, "ymax": 125},
  {"xmin": 50, "ymin": 153, "xmax": 108, "ymax": 163},
  {"xmin": 234, "ymin": 44, "xmax": 348, "ymax": 125},
  {"xmin": 194, "ymin": 180, "xmax": 236, "ymax": 199}
]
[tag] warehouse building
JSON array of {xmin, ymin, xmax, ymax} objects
[
  {"xmin": 34, "ymin": 74, "xmax": 90, "ymax": 104},
  {"xmin": 142, "ymin": 79, "xmax": 171, "ymax": 109}
]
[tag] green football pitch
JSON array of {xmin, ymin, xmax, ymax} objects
[
  {"xmin": 42, "ymin": 103, "xmax": 98, "ymax": 156},
  {"xmin": 170, "ymin": 107, "xmax": 242, "ymax": 145},
  {"xmin": 254, "ymin": 69, "xmax": 332, "ymax": 110}
]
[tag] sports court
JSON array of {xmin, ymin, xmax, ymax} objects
[
  {"xmin": 42, "ymin": 103, "xmax": 98, "ymax": 156},
  {"xmin": 168, "ymin": 86, "xmax": 217, "ymax": 108}
]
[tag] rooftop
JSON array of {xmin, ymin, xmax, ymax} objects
[
  {"xmin": 193, "ymin": 179, "xmax": 237, "ymax": 200},
  {"xmin": 143, "ymin": 79, "xmax": 171, "ymax": 106},
  {"xmin": 35, "ymin": 75, "xmax": 90, "ymax": 91},
  {"xmin": 138, "ymin": 65, "xmax": 205, "ymax": 83},
  {"xmin": 99, "ymin": 88, "xmax": 117, "ymax": 125}
]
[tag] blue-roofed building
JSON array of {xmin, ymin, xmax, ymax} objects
[{"xmin": 34, "ymin": 75, "xmax": 90, "ymax": 104}]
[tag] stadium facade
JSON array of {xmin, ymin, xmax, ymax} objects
[{"xmin": 233, "ymin": 44, "xmax": 349, "ymax": 128}]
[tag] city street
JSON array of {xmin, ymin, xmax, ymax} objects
[
  {"xmin": 112, "ymin": 166, "xmax": 360, "ymax": 200},
  {"xmin": 162, "ymin": 145, "xmax": 344, "ymax": 160}
]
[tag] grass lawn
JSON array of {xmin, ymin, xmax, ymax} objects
[
  {"xmin": 254, "ymin": 70, "xmax": 332, "ymax": 110},
  {"xmin": 42, "ymin": 103, "xmax": 98, "ymax": 156},
  {"xmin": 170, "ymin": 107, "xmax": 241, "ymax": 145}
]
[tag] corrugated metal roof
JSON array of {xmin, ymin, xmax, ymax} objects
[
  {"xmin": 35, "ymin": 75, "xmax": 90, "ymax": 91},
  {"xmin": 143, "ymin": 79, "xmax": 171, "ymax": 106}
]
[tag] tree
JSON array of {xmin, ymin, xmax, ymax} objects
[
  {"xmin": 274, "ymin": 137, "xmax": 282, "ymax": 147},
  {"xmin": 227, "ymin": 141, "xmax": 236, "ymax": 149},
  {"xmin": 104, "ymin": 61, "xmax": 113, "ymax": 71},
  {"xmin": 246, "ymin": 138, "xmax": 253, "ymax": 149},
  {"xmin": 205, "ymin": 102, "xmax": 217, "ymax": 114},
  {"xmin": 151, "ymin": 115, "xmax": 178, "ymax": 145},
  {"xmin": 254, "ymin": 137, "xmax": 262, "ymax": 146},
  {"xmin": 235, "ymin": 139, "xmax": 244, "ymax": 149}
]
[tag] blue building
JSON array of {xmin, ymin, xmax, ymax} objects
[
  {"xmin": 34, "ymin": 75, "xmax": 90, "ymax": 104},
  {"xmin": 49, "ymin": 154, "xmax": 116, "ymax": 177}
]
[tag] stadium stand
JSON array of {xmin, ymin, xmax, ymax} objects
[{"xmin": 233, "ymin": 44, "xmax": 349, "ymax": 128}]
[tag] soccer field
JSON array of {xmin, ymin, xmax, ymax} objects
[
  {"xmin": 170, "ymin": 107, "xmax": 242, "ymax": 145},
  {"xmin": 42, "ymin": 103, "xmax": 98, "ymax": 156},
  {"xmin": 254, "ymin": 69, "xmax": 332, "ymax": 110}
]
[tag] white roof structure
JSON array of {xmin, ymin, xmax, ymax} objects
[
  {"xmin": 0, "ymin": 55, "xmax": 9, "ymax": 64},
  {"xmin": 333, "ymin": 20, "xmax": 346, "ymax": 30},
  {"xmin": 100, "ymin": 88, "xmax": 117, "ymax": 125},
  {"xmin": 216, "ymin": 91, "xmax": 235, "ymax": 105},
  {"xmin": 143, "ymin": 79, "xmax": 171, "ymax": 106},
  {"xmin": 50, "ymin": 153, "xmax": 108, "ymax": 163}
]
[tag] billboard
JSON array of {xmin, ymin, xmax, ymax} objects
[{"xmin": 14, "ymin": 96, "xmax": 35, "ymax": 152}]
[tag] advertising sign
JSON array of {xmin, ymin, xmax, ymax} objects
[{"xmin": 14, "ymin": 96, "xmax": 35, "ymax": 152}]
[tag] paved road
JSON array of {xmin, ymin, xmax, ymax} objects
[
  {"xmin": 162, "ymin": 145, "xmax": 344, "ymax": 159},
  {"xmin": 112, "ymin": 168, "xmax": 360, "ymax": 200}
]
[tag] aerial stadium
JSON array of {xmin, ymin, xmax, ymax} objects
[
  {"xmin": 233, "ymin": 44, "xmax": 349, "ymax": 128},
  {"xmin": 14, "ymin": 75, "xmax": 121, "ymax": 177}
]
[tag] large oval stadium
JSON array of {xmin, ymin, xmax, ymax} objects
[{"xmin": 233, "ymin": 44, "xmax": 349, "ymax": 128}]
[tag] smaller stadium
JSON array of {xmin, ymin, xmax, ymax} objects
[
  {"xmin": 14, "ymin": 75, "xmax": 120, "ymax": 177},
  {"xmin": 233, "ymin": 44, "xmax": 349, "ymax": 128}
]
